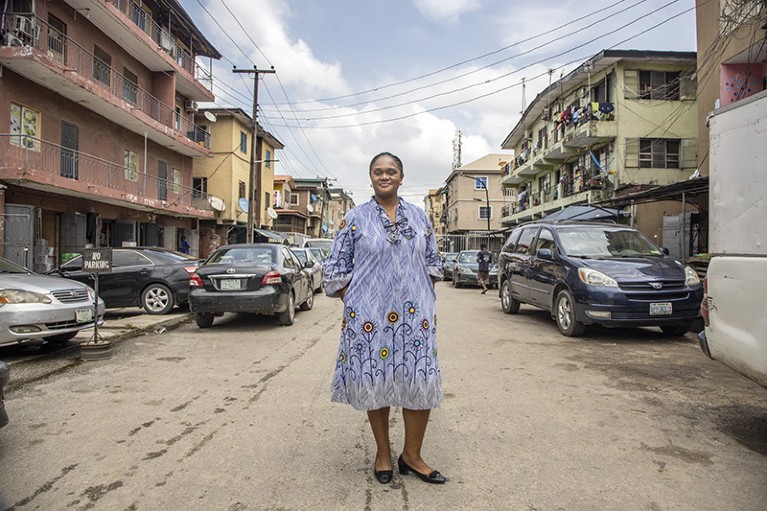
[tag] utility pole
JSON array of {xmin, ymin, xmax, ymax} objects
[{"xmin": 233, "ymin": 65, "xmax": 275, "ymax": 243}]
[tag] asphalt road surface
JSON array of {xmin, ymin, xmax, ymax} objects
[{"xmin": 1, "ymin": 282, "xmax": 765, "ymax": 510}]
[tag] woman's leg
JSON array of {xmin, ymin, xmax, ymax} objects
[
  {"xmin": 367, "ymin": 407, "xmax": 392, "ymax": 470},
  {"xmin": 401, "ymin": 408, "xmax": 434, "ymax": 474}
]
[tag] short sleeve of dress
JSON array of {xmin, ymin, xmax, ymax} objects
[
  {"xmin": 322, "ymin": 210, "xmax": 357, "ymax": 298},
  {"xmin": 420, "ymin": 210, "xmax": 443, "ymax": 280}
]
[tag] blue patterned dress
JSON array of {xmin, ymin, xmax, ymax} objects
[{"xmin": 323, "ymin": 197, "xmax": 444, "ymax": 411}]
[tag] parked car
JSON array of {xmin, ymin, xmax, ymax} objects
[
  {"xmin": 307, "ymin": 247, "xmax": 329, "ymax": 262},
  {"xmin": 290, "ymin": 247, "xmax": 323, "ymax": 293},
  {"xmin": 189, "ymin": 243, "xmax": 314, "ymax": 328},
  {"xmin": 54, "ymin": 247, "xmax": 200, "ymax": 315},
  {"xmin": 441, "ymin": 252, "xmax": 458, "ymax": 281},
  {"xmin": 304, "ymin": 238, "xmax": 333, "ymax": 252},
  {"xmin": 0, "ymin": 361, "xmax": 8, "ymax": 429},
  {"xmin": 452, "ymin": 250, "xmax": 498, "ymax": 288},
  {"xmin": 0, "ymin": 256, "xmax": 105, "ymax": 347},
  {"xmin": 497, "ymin": 220, "xmax": 704, "ymax": 336}
]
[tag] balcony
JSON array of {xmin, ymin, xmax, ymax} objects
[
  {"xmin": 64, "ymin": 0, "xmax": 215, "ymax": 100},
  {"xmin": 0, "ymin": 14, "xmax": 211, "ymax": 157},
  {"xmin": 0, "ymin": 135, "xmax": 214, "ymax": 219}
]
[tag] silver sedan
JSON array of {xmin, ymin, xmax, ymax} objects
[{"xmin": 0, "ymin": 257, "xmax": 105, "ymax": 347}]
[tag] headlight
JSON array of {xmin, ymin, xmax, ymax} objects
[
  {"xmin": 0, "ymin": 289, "xmax": 53, "ymax": 305},
  {"xmin": 684, "ymin": 266, "xmax": 700, "ymax": 286},
  {"xmin": 578, "ymin": 268, "xmax": 618, "ymax": 287},
  {"xmin": 86, "ymin": 286, "xmax": 96, "ymax": 301}
]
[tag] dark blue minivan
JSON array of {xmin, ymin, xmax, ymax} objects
[{"xmin": 498, "ymin": 220, "xmax": 704, "ymax": 336}]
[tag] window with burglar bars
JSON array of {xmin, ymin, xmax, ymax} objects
[
  {"xmin": 479, "ymin": 206, "xmax": 493, "ymax": 220},
  {"xmin": 639, "ymin": 139, "xmax": 680, "ymax": 168},
  {"xmin": 474, "ymin": 176, "xmax": 488, "ymax": 190}
]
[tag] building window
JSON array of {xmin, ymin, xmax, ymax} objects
[
  {"xmin": 240, "ymin": 132, "xmax": 247, "ymax": 154},
  {"xmin": 239, "ymin": 181, "xmax": 246, "ymax": 199},
  {"xmin": 47, "ymin": 14, "xmax": 66, "ymax": 64},
  {"xmin": 479, "ymin": 206, "xmax": 493, "ymax": 220},
  {"xmin": 171, "ymin": 169, "xmax": 181, "ymax": 193},
  {"xmin": 639, "ymin": 139, "xmax": 680, "ymax": 168},
  {"xmin": 290, "ymin": 194, "xmax": 299, "ymax": 205},
  {"xmin": 264, "ymin": 192, "xmax": 270, "ymax": 212},
  {"xmin": 10, "ymin": 102, "xmax": 40, "ymax": 150},
  {"xmin": 123, "ymin": 68, "xmax": 138, "ymax": 104},
  {"xmin": 474, "ymin": 176, "xmax": 488, "ymax": 190},
  {"xmin": 93, "ymin": 45, "xmax": 111, "ymax": 86},
  {"xmin": 265, "ymin": 149, "xmax": 272, "ymax": 167},
  {"xmin": 193, "ymin": 177, "xmax": 207, "ymax": 198},
  {"xmin": 124, "ymin": 149, "xmax": 139, "ymax": 181},
  {"xmin": 639, "ymin": 71, "xmax": 680, "ymax": 100}
]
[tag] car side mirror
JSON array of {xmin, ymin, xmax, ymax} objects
[
  {"xmin": 661, "ymin": 247, "xmax": 670, "ymax": 256},
  {"xmin": 537, "ymin": 248, "xmax": 553, "ymax": 260},
  {"xmin": 304, "ymin": 261, "xmax": 314, "ymax": 269}
]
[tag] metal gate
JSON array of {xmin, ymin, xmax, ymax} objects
[
  {"xmin": 2, "ymin": 204, "xmax": 34, "ymax": 268},
  {"xmin": 436, "ymin": 233, "xmax": 507, "ymax": 255}
]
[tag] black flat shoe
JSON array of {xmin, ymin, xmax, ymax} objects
[
  {"xmin": 397, "ymin": 455, "xmax": 446, "ymax": 484},
  {"xmin": 373, "ymin": 466, "xmax": 393, "ymax": 484}
]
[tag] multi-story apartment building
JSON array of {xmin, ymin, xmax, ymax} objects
[
  {"xmin": 500, "ymin": 50, "xmax": 698, "ymax": 240},
  {"xmin": 444, "ymin": 153, "xmax": 514, "ymax": 234},
  {"xmin": 696, "ymin": 1, "xmax": 766, "ymax": 176},
  {"xmin": 326, "ymin": 188, "xmax": 354, "ymax": 238},
  {"xmin": 0, "ymin": 0, "xmax": 220, "ymax": 267},
  {"xmin": 272, "ymin": 174, "xmax": 308, "ymax": 239},
  {"xmin": 193, "ymin": 108, "xmax": 284, "ymax": 254},
  {"xmin": 423, "ymin": 187, "xmax": 446, "ymax": 238},
  {"xmin": 291, "ymin": 177, "xmax": 327, "ymax": 238}
]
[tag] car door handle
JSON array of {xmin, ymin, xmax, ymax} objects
[{"xmin": 139, "ymin": 268, "xmax": 150, "ymax": 274}]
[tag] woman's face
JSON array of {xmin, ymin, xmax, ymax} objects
[{"xmin": 369, "ymin": 155, "xmax": 403, "ymax": 199}]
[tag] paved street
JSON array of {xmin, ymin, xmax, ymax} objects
[{"xmin": 1, "ymin": 282, "xmax": 765, "ymax": 511}]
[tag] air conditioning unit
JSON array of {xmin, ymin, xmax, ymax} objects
[
  {"xmin": 184, "ymin": 100, "xmax": 198, "ymax": 112},
  {"xmin": 524, "ymin": 130, "xmax": 533, "ymax": 141}
]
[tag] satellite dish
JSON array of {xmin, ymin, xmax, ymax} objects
[
  {"xmin": 498, "ymin": 161, "xmax": 508, "ymax": 166},
  {"xmin": 208, "ymin": 195, "xmax": 225, "ymax": 212},
  {"xmin": 267, "ymin": 207, "xmax": 278, "ymax": 219},
  {"xmin": 204, "ymin": 111, "xmax": 217, "ymax": 123},
  {"xmin": 238, "ymin": 197, "xmax": 249, "ymax": 212},
  {"xmin": 306, "ymin": 204, "xmax": 314, "ymax": 213}
]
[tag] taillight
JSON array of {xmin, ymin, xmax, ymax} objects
[
  {"xmin": 190, "ymin": 273, "xmax": 203, "ymax": 287},
  {"xmin": 262, "ymin": 270, "xmax": 281, "ymax": 285}
]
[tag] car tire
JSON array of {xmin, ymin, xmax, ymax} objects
[
  {"xmin": 660, "ymin": 324, "xmax": 691, "ymax": 336},
  {"xmin": 141, "ymin": 283, "xmax": 175, "ymax": 315},
  {"xmin": 300, "ymin": 288, "xmax": 314, "ymax": 311},
  {"xmin": 279, "ymin": 292, "xmax": 296, "ymax": 326},
  {"xmin": 46, "ymin": 331, "xmax": 78, "ymax": 343},
  {"xmin": 195, "ymin": 313, "xmax": 215, "ymax": 328},
  {"xmin": 555, "ymin": 289, "xmax": 586, "ymax": 337},
  {"xmin": 501, "ymin": 280, "xmax": 520, "ymax": 314}
]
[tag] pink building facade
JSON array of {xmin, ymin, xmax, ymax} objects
[{"xmin": 0, "ymin": 0, "xmax": 220, "ymax": 268}]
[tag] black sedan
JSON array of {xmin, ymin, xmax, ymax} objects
[
  {"xmin": 0, "ymin": 361, "xmax": 8, "ymax": 429},
  {"xmin": 54, "ymin": 247, "xmax": 201, "ymax": 315},
  {"xmin": 189, "ymin": 244, "xmax": 314, "ymax": 328}
]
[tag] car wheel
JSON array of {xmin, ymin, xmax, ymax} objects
[
  {"xmin": 660, "ymin": 324, "xmax": 691, "ymax": 336},
  {"xmin": 279, "ymin": 291, "xmax": 296, "ymax": 326},
  {"xmin": 141, "ymin": 283, "xmax": 175, "ymax": 315},
  {"xmin": 501, "ymin": 280, "xmax": 520, "ymax": 314},
  {"xmin": 195, "ymin": 313, "xmax": 214, "ymax": 328},
  {"xmin": 300, "ymin": 288, "xmax": 314, "ymax": 311},
  {"xmin": 46, "ymin": 331, "xmax": 78, "ymax": 343},
  {"xmin": 555, "ymin": 289, "xmax": 585, "ymax": 337}
]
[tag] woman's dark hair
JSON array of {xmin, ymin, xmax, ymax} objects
[{"xmin": 369, "ymin": 152, "xmax": 404, "ymax": 176}]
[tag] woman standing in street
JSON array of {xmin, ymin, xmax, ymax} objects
[{"xmin": 323, "ymin": 152, "xmax": 446, "ymax": 485}]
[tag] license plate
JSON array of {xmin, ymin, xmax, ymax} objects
[
  {"xmin": 220, "ymin": 279, "xmax": 241, "ymax": 291},
  {"xmin": 650, "ymin": 302, "xmax": 672, "ymax": 316},
  {"xmin": 75, "ymin": 308, "xmax": 93, "ymax": 323}
]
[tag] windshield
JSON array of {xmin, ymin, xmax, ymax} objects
[
  {"xmin": 144, "ymin": 249, "xmax": 198, "ymax": 261},
  {"xmin": 305, "ymin": 239, "xmax": 333, "ymax": 250},
  {"xmin": 0, "ymin": 257, "xmax": 30, "ymax": 273},
  {"xmin": 292, "ymin": 250, "xmax": 308, "ymax": 264},
  {"xmin": 443, "ymin": 253, "xmax": 457, "ymax": 262},
  {"xmin": 557, "ymin": 228, "xmax": 663, "ymax": 258},
  {"xmin": 207, "ymin": 247, "xmax": 276, "ymax": 265}
]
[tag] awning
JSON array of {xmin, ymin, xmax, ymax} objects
[{"xmin": 253, "ymin": 228, "xmax": 287, "ymax": 243}]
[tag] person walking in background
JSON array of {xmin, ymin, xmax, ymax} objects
[
  {"xmin": 477, "ymin": 244, "xmax": 492, "ymax": 294},
  {"xmin": 179, "ymin": 236, "xmax": 190, "ymax": 254},
  {"xmin": 322, "ymin": 152, "xmax": 447, "ymax": 485}
]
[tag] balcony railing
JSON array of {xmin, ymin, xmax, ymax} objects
[
  {"xmin": 0, "ymin": 135, "xmax": 209, "ymax": 212},
  {"xmin": 106, "ymin": 0, "xmax": 214, "ymax": 89},
  {"xmin": 1, "ymin": 14, "xmax": 210, "ymax": 149}
]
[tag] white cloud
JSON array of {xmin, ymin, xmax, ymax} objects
[{"xmin": 412, "ymin": 0, "xmax": 485, "ymax": 23}]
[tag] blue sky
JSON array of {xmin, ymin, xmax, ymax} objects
[{"xmin": 179, "ymin": 0, "xmax": 698, "ymax": 204}]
